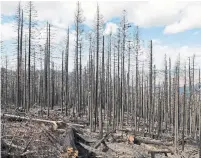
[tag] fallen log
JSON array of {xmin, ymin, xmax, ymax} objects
[
  {"xmin": 94, "ymin": 129, "xmax": 115, "ymax": 149},
  {"xmin": 66, "ymin": 122, "xmax": 85, "ymax": 128},
  {"xmin": 148, "ymin": 150, "xmax": 174, "ymax": 158},
  {"xmin": 126, "ymin": 135, "xmax": 173, "ymax": 146},
  {"xmin": 1, "ymin": 114, "xmax": 84, "ymax": 130},
  {"xmin": 2, "ymin": 114, "xmax": 65, "ymax": 131},
  {"xmin": 136, "ymin": 137, "xmax": 173, "ymax": 146}
]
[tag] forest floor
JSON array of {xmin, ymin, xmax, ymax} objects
[{"xmin": 1, "ymin": 105, "xmax": 199, "ymax": 158}]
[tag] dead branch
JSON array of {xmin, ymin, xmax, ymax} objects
[
  {"xmin": 94, "ymin": 129, "xmax": 116, "ymax": 149},
  {"xmin": 23, "ymin": 135, "xmax": 34, "ymax": 152}
]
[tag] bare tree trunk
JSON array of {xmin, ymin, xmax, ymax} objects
[
  {"xmin": 48, "ymin": 24, "xmax": 51, "ymax": 116},
  {"xmin": 112, "ymin": 39, "xmax": 116, "ymax": 130},
  {"xmin": 106, "ymin": 34, "xmax": 112, "ymax": 132},
  {"xmin": 19, "ymin": 9, "xmax": 23, "ymax": 108},
  {"xmin": 127, "ymin": 41, "xmax": 131, "ymax": 125},
  {"xmin": 169, "ymin": 58, "xmax": 172, "ymax": 127},
  {"xmin": 65, "ymin": 28, "xmax": 69, "ymax": 116},
  {"xmin": 131, "ymin": 75, "xmax": 134, "ymax": 129},
  {"xmin": 141, "ymin": 65, "xmax": 144, "ymax": 121},
  {"xmin": 5, "ymin": 56, "xmax": 8, "ymax": 106},
  {"xmin": 135, "ymin": 26, "xmax": 139, "ymax": 132},
  {"xmin": 158, "ymin": 83, "xmax": 162, "ymax": 137},
  {"xmin": 173, "ymin": 76, "xmax": 176, "ymax": 134},
  {"xmin": 51, "ymin": 62, "xmax": 55, "ymax": 109},
  {"xmin": 32, "ymin": 49, "xmax": 36, "ymax": 105},
  {"xmin": 149, "ymin": 40, "xmax": 153, "ymax": 134},
  {"xmin": 192, "ymin": 55, "xmax": 196, "ymax": 138},
  {"xmin": 24, "ymin": 35, "xmax": 27, "ymax": 110},
  {"xmin": 95, "ymin": 4, "xmax": 100, "ymax": 132},
  {"xmin": 175, "ymin": 58, "xmax": 180, "ymax": 153},
  {"xmin": 44, "ymin": 22, "xmax": 48, "ymax": 113},
  {"xmin": 117, "ymin": 30, "xmax": 120, "ymax": 127},
  {"xmin": 188, "ymin": 57, "xmax": 192, "ymax": 135},
  {"xmin": 79, "ymin": 43, "xmax": 82, "ymax": 115},
  {"xmin": 99, "ymin": 36, "xmax": 104, "ymax": 137},
  {"xmin": 28, "ymin": 2, "xmax": 32, "ymax": 110},
  {"xmin": 39, "ymin": 58, "xmax": 43, "ymax": 111},
  {"xmin": 16, "ymin": 2, "xmax": 21, "ymax": 108},
  {"xmin": 120, "ymin": 12, "xmax": 127, "ymax": 129},
  {"xmin": 182, "ymin": 65, "xmax": 186, "ymax": 151},
  {"xmin": 88, "ymin": 35, "xmax": 93, "ymax": 132},
  {"xmin": 61, "ymin": 51, "xmax": 64, "ymax": 113},
  {"xmin": 164, "ymin": 55, "xmax": 168, "ymax": 131}
]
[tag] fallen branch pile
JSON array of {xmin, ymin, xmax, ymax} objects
[{"xmin": 1, "ymin": 114, "xmax": 116, "ymax": 158}]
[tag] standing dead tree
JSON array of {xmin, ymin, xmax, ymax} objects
[
  {"xmin": 16, "ymin": 2, "xmax": 21, "ymax": 108},
  {"xmin": 74, "ymin": 1, "xmax": 85, "ymax": 116},
  {"xmin": 135, "ymin": 26, "xmax": 139, "ymax": 132},
  {"xmin": 149, "ymin": 40, "xmax": 153, "ymax": 134},
  {"xmin": 65, "ymin": 27, "xmax": 69, "ymax": 116}
]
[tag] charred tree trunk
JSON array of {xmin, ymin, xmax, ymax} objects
[
  {"xmin": 99, "ymin": 36, "xmax": 104, "ymax": 137},
  {"xmin": 149, "ymin": 40, "xmax": 153, "ymax": 133},
  {"xmin": 28, "ymin": 2, "xmax": 32, "ymax": 110},
  {"xmin": 65, "ymin": 28, "xmax": 69, "ymax": 116}
]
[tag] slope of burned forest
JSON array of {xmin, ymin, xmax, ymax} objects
[{"xmin": 1, "ymin": 1, "xmax": 201, "ymax": 158}]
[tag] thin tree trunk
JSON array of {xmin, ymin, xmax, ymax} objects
[
  {"xmin": 182, "ymin": 68, "xmax": 186, "ymax": 151},
  {"xmin": 16, "ymin": 3, "xmax": 21, "ymax": 108},
  {"xmin": 19, "ymin": 10, "xmax": 23, "ymax": 108},
  {"xmin": 99, "ymin": 36, "xmax": 104, "ymax": 137},
  {"xmin": 127, "ymin": 41, "xmax": 131, "ymax": 125},
  {"xmin": 112, "ymin": 40, "xmax": 116, "ymax": 130},
  {"xmin": 61, "ymin": 51, "xmax": 64, "ymax": 113},
  {"xmin": 79, "ymin": 43, "xmax": 82, "ymax": 115},
  {"xmin": 149, "ymin": 40, "xmax": 153, "ymax": 134},
  {"xmin": 164, "ymin": 55, "xmax": 168, "ymax": 131},
  {"xmin": 188, "ymin": 58, "xmax": 192, "ymax": 135},
  {"xmin": 28, "ymin": 2, "xmax": 32, "ymax": 110},
  {"xmin": 169, "ymin": 58, "xmax": 172, "ymax": 126},
  {"xmin": 158, "ymin": 83, "xmax": 161, "ymax": 137},
  {"xmin": 24, "ymin": 35, "xmax": 26, "ymax": 110},
  {"xmin": 65, "ymin": 28, "xmax": 69, "ymax": 116},
  {"xmin": 135, "ymin": 26, "xmax": 139, "ymax": 132},
  {"xmin": 95, "ymin": 4, "xmax": 100, "ymax": 132}
]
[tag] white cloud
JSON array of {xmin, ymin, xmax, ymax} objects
[
  {"xmin": 136, "ymin": 42, "xmax": 201, "ymax": 85},
  {"xmin": 164, "ymin": 3, "xmax": 201, "ymax": 34},
  {"xmin": 104, "ymin": 22, "xmax": 118, "ymax": 35},
  {"xmin": 128, "ymin": 1, "xmax": 186, "ymax": 27},
  {"xmin": 1, "ymin": 1, "xmax": 201, "ymax": 75},
  {"xmin": 1, "ymin": 1, "xmax": 201, "ymax": 34},
  {"xmin": 152, "ymin": 39, "xmax": 162, "ymax": 45},
  {"xmin": 1, "ymin": 22, "xmax": 16, "ymax": 41},
  {"xmin": 152, "ymin": 43, "xmax": 201, "ymax": 75}
]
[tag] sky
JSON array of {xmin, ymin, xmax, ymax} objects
[{"xmin": 1, "ymin": 0, "xmax": 201, "ymax": 83}]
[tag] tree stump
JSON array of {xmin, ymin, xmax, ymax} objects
[{"xmin": 60, "ymin": 128, "xmax": 91, "ymax": 158}]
